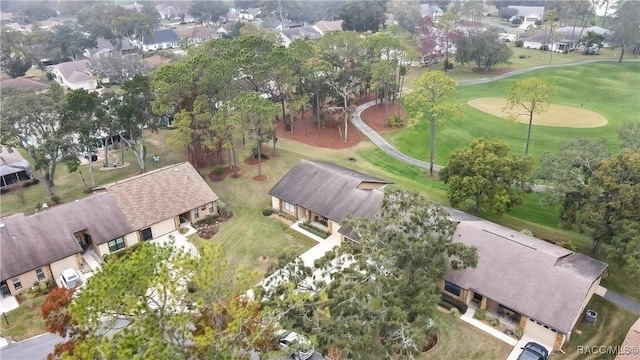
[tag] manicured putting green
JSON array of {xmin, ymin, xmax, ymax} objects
[{"xmin": 467, "ymin": 97, "xmax": 608, "ymax": 128}]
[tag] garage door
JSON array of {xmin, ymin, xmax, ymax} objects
[{"xmin": 525, "ymin": 318, "xmax": 557, "ymax": 346}]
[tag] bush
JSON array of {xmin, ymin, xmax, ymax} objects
[
  {"xmin": 213, "ymin": 165, "xmax": 224, "ymax": 175},
  {"xmin": 277, "ymin": 211, "xmax": 297, "ymax": 221},
  {"xmin": 299, "ymin": 222, "xmax": 329, "ymax": 239},
  {"xmin": 514, "ymin": 40, "xmax": 524, "ymax": 48},
  {"xmin": 560, "ymin": 240, "xmax": 578, "ymax": 251},
  {"xmin": 262, "ymin": 208, "xmax": 274, "ymax": 216},
  {"xmin": 387, "ymin": 114, "xmax": 405, "ymax": 128},
  {"xmin": 511, "ymin": 18, "xmax": 523, "ymax": 25},
  {"xmin": 489, "ymin": 317, "xmax": 500, "ymax": 327},
  {"xmin": 50, "ymin": 195, "xmax": 61, "ymax": 203},
  {"xmin": 473, "ymin": 309, "xmax": 486, "ymax": 320},
  {"xmin": 195, "ymin": 214, "xmax": 219, "ymax": 225},
  {"xmin": 450, "ymin": 308, "xmax": 461, "ymax": 317},
  {"xmin": 514, "ymin": 327, "xmax": 524, "ymax": 339},
  {"xmin": 45, "ymin": 72, "xmax": 54, "ymax": 81}
]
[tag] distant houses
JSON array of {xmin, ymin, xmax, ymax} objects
[
  {"xmin": 50, "ymin": 59, "xmax": 98, "ymax": 91},
  {"xmin": 135, "ymin": 29, "xmax": 181, "ymax": 52}
]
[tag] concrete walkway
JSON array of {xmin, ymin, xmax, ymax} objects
[
  {"xmin": 291, "ymin": 222, "xmax": 341, "ymax": 268},
  {"xmin": 0, "ymin": 296, "xmax": 19, "ymax": 314},
  {"xmin": 600, "ymin": 288, "xmax": 640, "ymax": 315},
  {"xmin": 460, "ymin": 308, "xmax": 518, "ymax": 346}
]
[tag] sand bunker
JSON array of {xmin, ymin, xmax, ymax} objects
[{"xmin": 468, "ymin": 97, "xmax": 608, "ymax": 128}]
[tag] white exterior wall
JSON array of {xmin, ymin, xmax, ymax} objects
[
  {"xmin": 524, "ymin": 318, "xmax": 558, "ymax": 346},
  {"xmin": 271, "ymin": 196, "xmax": 280, "ymax": 210},
  {"xmin": 50, "ymin": 254, "xmax": 82, "ymax": 280},
  {"xmin": 329, "ymin": 220, "xmax": 340, "ymax": 235},
  {"xmin": 70, "ymin": 79, "xmax": 98, "ymax": 91}
]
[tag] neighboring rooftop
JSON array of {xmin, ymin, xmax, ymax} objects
[
  {"xmin": 104, "ymin": 162, "xmax": 219, "ymax": 229},
  {"xmin": 174, "ymin": 25, "xmax": 221, "ymax": 40},
  {"xmin": 0, "ymin": 77, "xmax": 49, "ymax": 92},
  {"xmin": 51, "ymin": 60, "xmax": 93, "ymax": 81},
  {"xmin": 0, "ymin": 150, "xmax": 30, "ymax": 177},
  {"xmin": 313, "ymin": 20, "xmax": 343, "ymax": 33},
  {"xmin": 280, "ymin": 26, "xmax": 322, "ymax": 42},
  {"xmin": 445, "ymin": 214, "xmax": 608, "ymax": 334},
  {"xmin": 269, "ymin": 160, "xmax": 391, "ymax": 223},
  {"xmin": 86, "ymin": 38, "xmax": 135, "ymax": 56},
  {"xmin": 142, "ymin": 29, "xmax": 181, "ymax": 45},
  {"xmin": 507, "ymin": 5, "xmax": 545, "ymax": 18},
  {"xmin": 0, "ymin": 193, "xmax": 132, "ymax": 281},
  {"xmin": 616, "ymin": 317, "xmax": 640, "ymax": 359}
]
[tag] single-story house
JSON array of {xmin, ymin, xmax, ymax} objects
[
  {"xmin": 35, "ymin": 19, "xmax": 61, "ymax": 30},
  {"xmin": 312, "ymin": 20, "xmax": 343, "ymax": 36},
  {"xmin": 616, "ymin": 317, "xmax": 640, "ymax": 360},
  {"xmin": 0, "ymin": 162, "xmax": 220, "ymax": 296},
  {"xmin": 84, "ymin": 38, "xmax": 136, "ymax": 59},
  {"xmin": 0, "ymin": 77, "xmax": 49, "ymax": 94},
  {"xmin": 508, "ymin": 5, "xmax": 544, "ymax": 22},
  {"xmin": 269, "ymin": 160, "xmax": 391, "ymax": 235},
  {"xmin": 0, "ymin": 151, "xmax": 35, "ymax": 191},
  {"xmin": 420, "ymin": 4, "xmax": 443, "ymax": 20},
  {"xmin": 279, "ymin": 26, "xmax": 323, "ymax": 47},
  {"xmin": 137, "ymin": 29, "xmax": 181, "ymax": 52},
  {"xmin": 238, "ymin": 7, "xmax": 261, "ymax": 21},
  {"xmin": 441, "ymin": 213, "xmax": 608, "ymax": 351},
  {"xmin": 174, "ymin": 25, "xmax": 221, "ymax": 44},
  {"xmin": 556, "ymin": 25, "xmax": 611, "ymax": 37},
  {"xmin": 50, "ymin": 59, "xmax": 98, "ymax": 91},
  {"xmin": 521, "ymin": 30, "xmax": 580, "ymax": 52}
]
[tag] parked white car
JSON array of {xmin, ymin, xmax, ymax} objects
[
  {"xmin": 60, "ymin": 268, "xmax": 83, "ymax": 289},
  {"xmin": 275, "ymin": 330, "xmax": 315, "ymax": 360}
]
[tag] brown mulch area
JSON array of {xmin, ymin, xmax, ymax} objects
[
  {"xmin": 244, "ymin": 156, "xmax": 270, "ymax": 165},
  {"xmin": 208, "ymin": 165, "xmax": 243, "ymax": 182},
  {"xmin": 193, "ymin": 214, "xmax": 233, "ymax": 239},
  {"xmin": 471, "ymin": 67, "xmax": 518, "ymax": 76},
  {"xmin": 276, "ymin": 93, "xmax": 408, "ymax": 150}
]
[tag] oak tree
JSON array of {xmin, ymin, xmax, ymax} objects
[{"xmin": 440, "ymin": 138, "xmax": 532, "ymax": 215}]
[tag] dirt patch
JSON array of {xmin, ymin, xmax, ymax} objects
[
  {"xmin": 471, "ymin": 67, "xmax": 518, "ymax": 76},
  {"xmin": 468, "ymin": 97, "xmax": 608, "ymax": 128},
  {"xmin": 276, "ymin": 94, "xmax": 406, "ymax": 149},
  {"xmin": 253, "ymin": 175, "xmax": 267, "ymax": 182},
  {"xmin": 208, "ymin": 165, "xmax": 243, "ymax": 182},
  {"xmin": 244, "ymin": 156, "xmax": 270, "ymax": 166}
]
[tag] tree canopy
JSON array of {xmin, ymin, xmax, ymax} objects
[
  {"xmin": 339, "ymin": 0, "xmax": 386, "ymax": 33},
  {"xmin": 455, "ymin": 29, "xmax": 513, "ymax": 71},
  {"xmin": 262, "ymin": 189, "xmax": 477, "ymax": 358},
  {"xmin": 441, "ymin": 138, "xmax": 532, "ymax": 215}
]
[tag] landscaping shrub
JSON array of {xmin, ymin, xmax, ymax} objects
[
  {"xmin": 560, "ymin": 240, "xmax": 578, "ymax": 251},
  {"xmin": 514, "ymin": 327, "xmax": 524, "ymax": 339},
  {"xmin": 387, "ymin": 114, "xmax": 405, "ymax": 128},
  {"xmin": 277, "ymin": 211, "xmax": 297, "ymax": 221},
  {"xmin": 511, "ymin": 18, "xmax": 523, "ymax": 25},
  {"xmin": 439, "ymin": 293, "xmax": 468, "ymax": 314},
  {"xmin": 213, "ymin": 165, "xmax": 224, "ymax": 175},
  {"xmin": 473, "ymin": 309, "xmax": 486, "ymax": 320},
  {"xmin": 450, "ymin": 308, "xmax": 461, "ymax": 317},
  {"xmin": 50, "ymin": 195, "xmax": 61, "ymax": 203},
  {"xmin": 438, "ymin": 300, "xmax": 454, "ymax": 311},
  {"xmin": 262, "ymin": 208, "xmax": 274, "ymax": 216},
  {"xmin": 514, "ymin": 40, "xmax": 523, "ymax": 47},
  {"xmin": 195, "ymin": 214, "xmax": 219, "ymax": 225},
  {"xmin": 45, "ymin": 72, "xmax": 54, "ymax": 81},
  {"xmin": 299, "ymin": 222, "xmax": 329, "ymax": 239},
  {"xmin": 489, "ymin": 317, "xmax": 500, "ymax": 327}
]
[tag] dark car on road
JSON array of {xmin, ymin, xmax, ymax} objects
[{"xmin": 517, "ymin": 342, "xmax": 549, "ymax": 360}]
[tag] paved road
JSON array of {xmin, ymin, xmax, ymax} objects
[
  {"xmin": 0, "ymin": 333, "xmax": 63, "ymax": 360},
  {"xmin": 603, "ymin": 289, "xmax": 640, "ymax": 315}
]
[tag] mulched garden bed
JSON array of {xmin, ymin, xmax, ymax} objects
[
  {"xmin": 208, "ymin": 165, "xmax": 243, "ymax": 182},
  {"xmin": 193, "ymin": 213, "xmax": 233, "ymax": 239}
]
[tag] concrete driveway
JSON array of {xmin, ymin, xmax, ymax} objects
[{"xmin": 506, "ymin": 334, "xmax": 554, "ymax": 360}]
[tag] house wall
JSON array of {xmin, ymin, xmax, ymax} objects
[
  {"xmin": 189, "ymin": 202, "xmax": 218, "ymax": 223},
  {"xmin": 524, "ymin": 317, "xmax": 558, "ymax": 347},
  {"xmin": 70, "ymin": 79, "xmax": 98, "ymax": 91},
  {"xmin": 329, "ymin": 220, "xmax": 340, "ymax": 235},
  {"xmin": 570, "ymin": 277, "xmax": 601, "ymax": 335},
  {"xmin": 271, "ymin": 196, "xmax": 280, "ymax": 211},
  {"xmin": 523, "ymin": 40, "xmax": 544, "ymax": 49},
  {"xmin": 50, "ymin": 254, "xmax": 82, "ymax": 282},
  {"xmin": 95, "ymin": 232, "xmax": 141, "ymax": 258},
  {"xmin": 6, "ymin": 266, "xmax": 54, "ymax": 295}
]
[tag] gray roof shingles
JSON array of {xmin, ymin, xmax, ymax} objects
[
  {"xmin": 268, "ymin": 160, "xmax": 390, "ymax": 223},
  {"xmin": 105, "ymin": 162, "xmax": 219, "ymax": 230},
  {"xmin": 0, "ymin": 193, "xmax": 132, "ymax": 281},
  {"xmin": 142, "ymin": 29, "xmax": 181, "ymax": 45},
  {"xmin": 445, "ymin": 215, "xmax": 608, "ymax": 334}
]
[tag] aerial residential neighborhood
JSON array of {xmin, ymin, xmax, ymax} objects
[{"xmin": 0, "ymin": 0, "xmax": 638, "ymax": 359}]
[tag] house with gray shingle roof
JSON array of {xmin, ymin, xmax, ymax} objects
[
  {"xmin": 279, "ymin": 26, "xmax": 323, "ymax": 47},
  {"xmin": 0, "ymin": 162, "xmax": 219, "ymax": 296},
  {"xmin": 442, "ymin": 212, "xmax": 608, "ymax": 351},
  {"xmin": 50, "ymin": 59, "xmax": 97, "ymax": 90},
  {"xmin": 137, "ymin": 29, "xmax": 181, "ymax": 52},
  {"xmin": 0, "ymin": 77, "xmax": 50, "ymax": 94},
  {"xmin": 268, "ymin": 160, "xmax": 391, "ymax": 235}
]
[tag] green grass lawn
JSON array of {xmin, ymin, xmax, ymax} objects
[
  {"xmin": 556, "ymin": 296, "xmax": 637, "ymax": 360},
  {"xmin": 418, "ymin": 310, "xmax": 513, "ymax": 360},
  {"xmin": 390, "ymin": 62, "xmax": 640, "ymax": 168},
  {"xmin": 0, "ymin": 296, "xmax": 47, "ymax": 341}
]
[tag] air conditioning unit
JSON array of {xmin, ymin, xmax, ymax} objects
[{"xmin": 584, "ymin": 309, "xmax": 598, "ymax": 325}]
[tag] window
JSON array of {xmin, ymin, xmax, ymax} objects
[
  {"xmin": 444, "ymin": 281, "xmax": 461, "ymax": 297},
  {"xmin": 36, "ymin": 268, "xmax": 45, "ymax": 281},
  {"xmin": 209, "ymin": 203, "xmax": 215, "ymax": 213},
  {"xmin": 12, "ymin": 278, "xmax": 22, "ymax": 290},
  {"xmin": 141, "ymin": 227, "xmax": 153, "ymax": 241},
  {"xmin": 108, "ymin": 237, "xmax": 126, "ymax": 252},
  {"xmin": 283, "ymin": 202, "xmax": 295, "ymax": 213},
  {"xmin": 194, "ymin": 209, "xmax": 200, "ymax": 219}
]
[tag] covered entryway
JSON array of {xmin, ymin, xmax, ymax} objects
[{"xmin": 524, "ymin": 318, "xmax": 557, "ymax": 346}]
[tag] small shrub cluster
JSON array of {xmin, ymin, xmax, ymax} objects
[
  {"xmin": 518, "ymin": 54, "xmax": 531, "ymax": 59},
  {"xmin": 488, "ymin": 317, "xmax": 500, "ymax": 327},
  {"xmin": 103, "ymin": 242, "xmax": 142, "ymax": 262},
  {"xmin": 213, "ymin": 165, "xmax": 224, "ymax": 175},
  {"xmin": 514, "ymin": 40, "xmax": 524, "ymax": 48},
  {"xmin": 560, "ymin": 240, "xmax": 578, "ymax": 251},
  {"xmin": 439, "ymin": 293, "xmax": 468, "ymax": 314},
  {"xmin": 299, "ymin": 222, "xmax": 329, "ymax": 239},
  {"xmin": 277, "ymin": 211, "xmax": 297, "ymax": 221},
  {"xmin": 195, "ymin": 214, "xmax": 220, "ymax": 226},
  {"xmin": 50, "ymin": 195, "xmax": 61, "ymax": 203},
  {"xmin": 262, "ymin": 208, "xmax": 274, "ymax": 216},
  {"xmin": 473, "ymin": 309, "xmax": 486, "ymax": 320},
  {"xmin": 449, "ymin": 307, "xmax": 461, "ymax": 317},
  {"xmin": 387, "ymin": 114, "xmax": 405, "ymax": 128},
  {"xmin": 511, "ymin": 18, "xmax": 523, "ymax": 25}
]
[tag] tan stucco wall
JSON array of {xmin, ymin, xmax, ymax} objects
[
  {"xmin": 570, "ymin": 277, "xmax": 602, "ymax": 333},
  {"xmin": 96, "ymin": 232, "xmax": 140, "ymax": 257},
  {"xmin": 190, "ymin": 203, "xmax": 217, "ymax": 223},
  {"xmin": 150, "ymin": 217, "xmax": 177, "ymax": 239},
  {"xmin": 329, "ymin": 220, "xmax": 340, "ymax": 235},
  {"xmin": 50, "ymin": 254, "xmax": 82, "ymax": 280},
  {"xmin": 271, "ymin": 196, "xmax": 280, "ymax": 210},
  {"xmin": 6, "ymin": 265, "xmax": 53, "ymax": 295}
]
